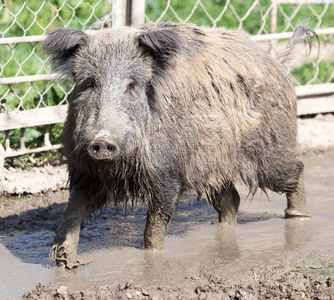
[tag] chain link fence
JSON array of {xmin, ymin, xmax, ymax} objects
[{"xmin": 1, "ymin": 0, "xmax": 334, "ymax": 169}]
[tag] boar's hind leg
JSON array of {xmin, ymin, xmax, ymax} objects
[
  {"xmin": 284, "ymin": 160, "xmax": 310, "ymax": 218},
  {"xmin": 50, "ymin": 187, "xmax": 91, "ymax": 269},
  {"xmin": 212, "ymin": 184, "xmax": 240, "ymax": 226}
]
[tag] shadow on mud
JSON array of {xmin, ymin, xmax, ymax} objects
[{"xmin": 0, "ymin": 194, "xmax": 278, "ymax": 267}]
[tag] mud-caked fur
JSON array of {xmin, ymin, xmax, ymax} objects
[{"xmin": 42, "ymin": 23, "xmax": 311, "ymax": 268}]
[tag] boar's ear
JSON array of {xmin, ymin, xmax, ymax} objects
[
  {"xmin": 138, "ymin": 26, "xmax": 182, "ymax": 70},
  {"xmin": 42, "ymin": 29, "xmax": 89, "ymax": 79}
]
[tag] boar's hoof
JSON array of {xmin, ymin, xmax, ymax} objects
[
  {"xmin": 284, "ymin": 208, "xmax": 312, "ymax": 219},
  {"xmin": 49, "ymin": 244, "xmax": 89, "ymax": 269},
  {"xmin": 88, "ymin": 136, "xmax": 120, "ymax": 161}
]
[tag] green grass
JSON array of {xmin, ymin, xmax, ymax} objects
[
  {"xmin": 0, "ymin": 0, "xmax": 113, "ymax": 37},
  {"xmin": 291, "ymin": 263, "xmax": 334, "ymax": 277}
]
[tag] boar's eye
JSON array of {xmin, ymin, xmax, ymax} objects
[{"xmin": 126, "ymin": 80, "xmax": 136, "ymax": 91}]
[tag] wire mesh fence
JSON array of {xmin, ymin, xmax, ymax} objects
[
  {"xmin": 0, "ymin": 0, "xmax": 113, "ymax": 111},
  {"xmin": 0, "ymin": 0, "xmax": 334, "ymax": 168}
]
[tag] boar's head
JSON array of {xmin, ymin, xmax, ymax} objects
[{"xmin": 42, "ymin": 26, "xmax": 182, "ymax": 164}]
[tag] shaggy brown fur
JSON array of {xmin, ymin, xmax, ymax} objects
[{"xmin": 42, "ymin": 23, "xmax": 311, "ymax": 268}]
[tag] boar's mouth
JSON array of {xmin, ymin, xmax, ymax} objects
[{"xmin": 87, "ymin": 135, "xmax": 120, "ymax": 161}]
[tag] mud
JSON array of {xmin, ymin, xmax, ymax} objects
[{"xmin": 0, "ymin": 150, "xmax": 333, "ymax": 299}]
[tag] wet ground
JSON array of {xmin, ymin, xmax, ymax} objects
[{"xmin": 0, "ymin": 151, "xmax": 334, "ymax": 299}]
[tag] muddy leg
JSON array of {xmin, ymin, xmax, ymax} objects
[
  {"xmin": 285, "ymin": 162, "xmax": 310, "ymax": 218},
  {"xmin": 144, "ymin": 195, "xmax": 179, "ymax": 250},
  {"xmin": 50, "ymin": 186, "xmax": 90, "ymax": 269},
  {"xmin": 212, "ymin": 185, "xmax": 240, "ymax": 226}
]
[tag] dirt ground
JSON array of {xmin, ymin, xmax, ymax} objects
[
  {"xmin": 1, "ymin": 116, "xmax": 334, "ymax": 300},
  {"xmin": 22, "ymin": 259, "xmax": 334, "ymax": 300}
]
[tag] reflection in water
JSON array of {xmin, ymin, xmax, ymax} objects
[
  {"xmin": 284, "ymin": 218, "xmax": 312, "ymax": 251},
  {"xmin": 201, "ymin": 227, "xmax": 241, "ymax": 273}
]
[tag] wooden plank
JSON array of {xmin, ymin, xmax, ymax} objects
[
  {"xmin": 0, "ymin": 35, "xmax": 46, "ymax": 45},
  {"xmin": 0, "ymin": 74, "xmax": 57, "ymax": 85},
  {"xmin": 0, "ymin": 23, "xmax": 332, "ymax": 46},
  {"xmin": 252, "ymin": 27, "xmax": 334, "ymax": 42},
  {"xmin": 296, "ymin": 83, "xmax": 334, "ymax": 98},
  {"xmin": 297, "ymin": 95, "xmax": 334, "ymax": 116},
  {"xmin": 4, "ymin": 144, "xmax": 62, "ymax": 158},
  {"xmin": 0, "ymin": 85, "xmax": 333, "ymax": 131},
  {"xmin": 0, "ymin": 105, "xmax": 67, "ymax": 131}
]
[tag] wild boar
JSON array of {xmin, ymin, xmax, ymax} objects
[{"xmin": 43, "ymin": 22, "xmax": 311, "ymax": 269}]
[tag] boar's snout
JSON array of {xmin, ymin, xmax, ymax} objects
[{"xmin": 88, "ymin": 132, "xmax": 120, "ymax": 161}]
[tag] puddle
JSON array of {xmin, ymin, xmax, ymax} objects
[{"xmin": 0, "ymin": 151, "xmax": 334, "ymax": 299}]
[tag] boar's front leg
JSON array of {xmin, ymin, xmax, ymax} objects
[
  {"xmin": 144, "ymin": 187, "xmax": 180, "ymax": 250},
  {"xmin": 212, "ymin": 184, "xmax": 240, "ymax": 226},
  {"xmin": 50, "ymin": 186, "xmax": 91, "ymax": 269}
]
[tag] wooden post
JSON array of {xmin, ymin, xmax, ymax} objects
[
  {"xmin": 20, "ymin": 128, "xmax": 26, "ymax": 150},
  {"xmin": 130, "ymin": 0, "xmax": 146, "ymax": 25},
  {"xmin": 5, "ymin": 130, "xmax": 10, "ymax": 152},
  {"xmin": 270, "ymin": 0, "xmax": 278, "ymax": 58},
  {"xmin": 0, "ymin": 144, "xmax": 4, "ymax": 172},
  {"xmin": 44, "ymin": 125, "xmax": 51, "ymax": 147},
  {"xmin": 112, "ymin": 0, "xmax": 128, "ymax": 27},
  {"xmin": 112, "ymin": 0, "xmax": 145, "ymax": 27}
]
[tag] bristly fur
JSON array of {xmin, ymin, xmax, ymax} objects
[
  {"xmin": 43, "ymin": 23, "xmax": 313, "ymax": 212},
  {"xmin": 42, "ymin": 29, "xmax": 89, "ymax": 79}
]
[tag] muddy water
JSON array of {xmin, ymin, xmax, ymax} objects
[{"xmin": 1, "ymin": 151, "xmax": 334, "ymax": 299}]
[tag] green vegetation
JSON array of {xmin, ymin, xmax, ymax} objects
[
  {"xmin": 0, "ymin": 0, "xmax": 113, "ymax": 37},
  {"xmin": 292, "ymin": 61, "xmax": 334, "ymax": 85},
  {"xmin": 146, "ymin": 0, "xmax": 334, "ymax": 34},
  {"xmin": 1, "ymin": 0, "xmax": 333, "ymax": 167},
  {"xmin": 5, "ymin": 125, "xmax": 64, "ymax": 168},
  {"xmin": 292, "ymin": 263, "xmax": 334, "ymax": 277}
]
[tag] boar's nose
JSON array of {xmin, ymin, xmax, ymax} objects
[{"xmin": 88, "ymin": 134, "xmax": 120, "ymax": 161}]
